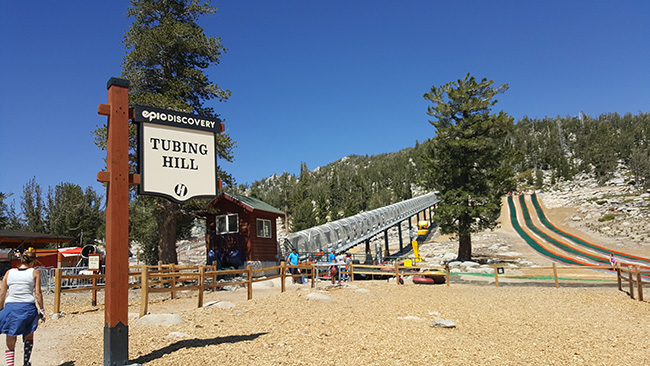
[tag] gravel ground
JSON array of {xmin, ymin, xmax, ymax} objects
[
  {"xmin": 22, "ymin": 187, "xmax": 650, "ymax": 366},
  {"xmin": 32, "ymin": 279, "xmax": 650, "ymax": 366}
]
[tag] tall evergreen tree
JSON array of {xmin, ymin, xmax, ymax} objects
[
  {"xmin": 4, "ymin": 200, "xmax": 23, "ymax": 230},
  {"xmin": 129, "ymin": 196, "xmax": 160, "ymax": 264},
  {"xmin": 629, "ymin": 147, "xmax": 650, "ymax": 188},
  {"xmin": 45, "ymin": 183, "xmax": 104, "ymax": 246},
  {"xmin": 0, "ymin": 192, "xmax": 9, "ymax": 229},
  {"xmin": 93, "ymin": 0, "xmax": 234, "ymax": 264},
  {"xmin": 422, "ymin": 74, "xmax": 516, "ymax": 261},
  {"xmin": 21, "ymin": 177, "xmax": 46, "ymax": 233},
  {"xmin": 0, "ymin": 192, "xmax": 22, "ymax": 230},
  {"xmin": 290, "ymin": 162, "xmax": 316, "ymax": 231}
]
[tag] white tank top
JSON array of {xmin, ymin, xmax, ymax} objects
[{"xmin": 5, "ymin": 268, "xmax": 35, "ymax": 303}]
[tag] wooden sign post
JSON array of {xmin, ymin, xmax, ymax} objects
[
  {"xmin": 96, "ymin": 77, "xmax": 222, "ymax": 365},
  {"xmin": 97, "ymin": 78, "xmax": 139, "ymax": 366}
]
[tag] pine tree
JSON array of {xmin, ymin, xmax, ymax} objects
[
  {"xmin": 45, "ymin": 183, "xmax": 104, "ymax": 246},
  {"xmin": 0, "ymin": 192, "xmax": 9, "ymax": 229},
  {"xmin": 21, "ymin": 177, "xmax": 46, "ymax": 233},
  {"xmin": 629, "ymin": 147, "xmax": 650, "ymax": 188},
  {"xmin": 93, "ymin": 0, "xmax": 234, "ymax": 264},
  {"xmin": 423, "ymin": 74, "xmax": 516, "ymax": 261},
  {"xmin": 290, "ymin": 163, "xmax": 316, "ymax": 231}
]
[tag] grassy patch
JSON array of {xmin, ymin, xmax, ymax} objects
[{"xmin": 598, "ymin": 214, "xmax": 616, "ymax": 222}]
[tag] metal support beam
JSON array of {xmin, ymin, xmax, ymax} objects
[
  {"xmin": 384, "ymin": 229, "xmax": 389, "ymax": 257},
  {"xmin": 375, "ymin": 240, "xmax": 382, "ymax": 264},
  {"xmin": 398, "ymin": 223, "xmax": 403, "ymax": 251}
]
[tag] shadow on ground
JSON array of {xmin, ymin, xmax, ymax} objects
[
  {"xmin": 58, "ymin": 332, "xmax": 268, "ymax": 365},
  {"xmin": 131, "ymin": 332, "xmax": 268, "ymax": 364}
]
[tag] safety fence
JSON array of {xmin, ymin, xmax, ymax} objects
[
  {"xmin": 488, "ymin": 263, "xmax": 616, "ymax": 288},
  {"xmin": 53, "ymin": 262, "xmax": 311, "ymax": 316},
  {"xmin": 52, "ymin": 261, "xmax": 642, "ymax": 315},
  {"xmin": 617, "ymin": 266, "xmax": 650, "ymax": 301},
  {"xmin": 52, "ymin": 262, "xmax": 448, "ymax": 315},
  {"xmin": 36, "ymin": 267, "xmax": 55, "ymax": 292}
]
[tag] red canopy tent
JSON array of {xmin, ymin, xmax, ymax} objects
[{"xmin": 60, "ymin": 247, "xmax": 83, "ymax": 255}]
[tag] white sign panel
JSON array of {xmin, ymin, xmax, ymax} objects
[
  {"xmin": 88, "ymin": 255, "xmax": 100, "ymax": 270},
  {"xmin": 140, "ymin": 123, "xmax": 217, "ymax": 202}
]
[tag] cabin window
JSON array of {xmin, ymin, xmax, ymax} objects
[
  {"xmin": 216, "ymin": 214, "xmax": 239, "ymax": 234},
  {"xmin": 256, "ymin": 219, "xmax": 272, "ymax": 238}
]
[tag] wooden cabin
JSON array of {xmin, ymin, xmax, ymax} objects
[
  {"xmin": 0, "ymin": 230, "xmax": 73, "ymax": 273},
  {"xmin": 204, "ymin": 193, "xmax": 285, "ymax": 272}
]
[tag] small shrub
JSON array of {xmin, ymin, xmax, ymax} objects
[{"xmin": 598, "ymin": 214, "xmax": 616, "ymax": 222}]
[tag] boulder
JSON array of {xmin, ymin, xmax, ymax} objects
[
  {"xmin": 431, "ymin": 318, "xmax": 456, "ymax": 328},
  {"xmin": 167, "ymin": 332, "xmax": 190, "ymax": 338},
  {"xmin": 442, "ymin": 252, "xmax": 457, "ymax": 262},
  {"xmin": 215, "ymin": 301, "xmax": 236, "ymax": 309},
  {"xmin": 460, "ymin": 261, "xmax": 479, "ymax": 268},
  {"xmin": 136, "ymin": 313, "xmax": 184, "ymax": 326},
  {"xmin": 306, "ymin": 292, "xmax": 332, "ymax": 302}
]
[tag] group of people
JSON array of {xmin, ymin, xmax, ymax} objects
[
  {"xmin": 286, "ymin": 249, "xmax": 354, "ymax": 283},
  {"xmin": 328, "ymin": 250, "xmax": 352, "ymax": 282},
  {"xmin": 0, "ymin": 250, "xmax": 46, "ymax": 366}
]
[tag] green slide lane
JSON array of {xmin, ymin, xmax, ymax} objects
[
  {"xmin": 507, "ymin": 195, "xmax": 584, "ymax": 266},
  {"xmin": 530, "ymin": 193, "xmax": 650, "ymax": 267},
  {"xmin": 518, "ymin": 194, "xmax": 609, "ymax": 265}
]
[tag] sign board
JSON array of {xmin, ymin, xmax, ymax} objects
[
  {"xmin": 497, "ymin": 267, "xmax": 504, "ymax": 274},
  {"xmin": 88, "ymin": 254, "xmax": 101, "ymax": 270},
  {"xmin": 133, "ymin": 106, "xmax": 222, "ymax": 203}
]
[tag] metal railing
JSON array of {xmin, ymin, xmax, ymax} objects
[
  {"xmin": 280, "ymin": 192, "xmax": 439, "ymax": 257},
  {"xmin": 43, "ymin": 266, "xmax": 106, "ymax": 293}
]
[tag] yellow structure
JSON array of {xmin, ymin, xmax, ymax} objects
[{"xmin": 412, "ymin": 240, "xmax": 422, "ymax": 262}]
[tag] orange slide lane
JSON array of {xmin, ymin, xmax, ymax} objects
[
  {"xmin": 529, "ymin": 192, "xmax": 650, "ymax": 269},
  {"xmin": 517, "ymin": 194, "xmax": 611, "ymax": 266},
  {"xmin": 508, "ymin": 194, "xmax": 594, "ymax": 266}
]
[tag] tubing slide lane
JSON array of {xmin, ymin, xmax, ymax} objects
[
  {"xmin": 517, "ymin": 194, "xmax": 610, "ymax": 266},
  {"xmin": 530, "ymin": 193, "xmax": 650, "ymax": 268},
  {"xmin": 507, "ymin": 195, "xmax": 587, "ymax": 266}
]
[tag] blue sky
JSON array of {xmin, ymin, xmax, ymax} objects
[{"xmin": 1, "ymin": 1, "xmax": 649, "ymax": 207}]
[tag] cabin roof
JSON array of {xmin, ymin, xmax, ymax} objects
[
  {"xmin": 206, "ymin": 193, "xmax": 285, "ymax": 216},
  {"xmin": 0, "ymin": 230, "xmax": 73, "ymax": 248}
]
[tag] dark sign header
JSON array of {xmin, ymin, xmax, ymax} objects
[{"xmin": 133, "ymin": 106, "xmax": 222, "ymax": 133}]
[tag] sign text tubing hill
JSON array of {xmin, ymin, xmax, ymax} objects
[{"xmin": 134, "ymin": 106, "xmax": 223, "ymax": 203}]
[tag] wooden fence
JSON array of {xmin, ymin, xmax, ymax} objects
[
  {"xmin": 53, "ymin": 261, "xmax": 644, "ymax": 315},
  {"xmin": 54, "ymin": 262, "xmax": 322, "ymax": 316},
  {"xmin": 616, "ymin": 265, "xmax": 650, "ymax": 301},
  {"xmin": 490, "ymin": 263, "xmax": 618, "ymax": 288}
]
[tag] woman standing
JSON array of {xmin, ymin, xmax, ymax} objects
[{"xmin": 0, "ymin": 251, "xmax": 45, "ymax": 366}]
